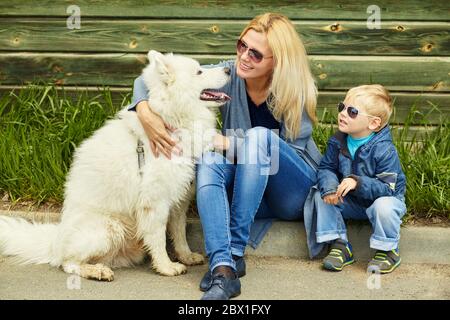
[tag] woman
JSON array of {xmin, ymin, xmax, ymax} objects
[{"xmin": 128, "ymin": 13, "xmax": 321, "ymax": 300}]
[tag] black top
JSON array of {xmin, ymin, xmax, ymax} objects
[{"xmin": 246, "ymin": 92, "xmax": 281, "ymax": 131}]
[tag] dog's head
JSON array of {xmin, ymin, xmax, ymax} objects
[{"xmin": 144, "ymin": 50, "xmax": 231, "ymax": 108}]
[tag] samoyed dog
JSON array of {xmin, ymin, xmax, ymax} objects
[{"xmin": 0, "ymin": 50, "xmax": 231, "ymax": 281}]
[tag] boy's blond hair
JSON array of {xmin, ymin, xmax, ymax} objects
[{"xmin": 344, "ymin": 84, "xmax": 393, "ymax": 131}]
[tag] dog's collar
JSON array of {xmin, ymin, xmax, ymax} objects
[{"xmin": 136, "ymin": 139, "xmax": 145, "ymax": 177}]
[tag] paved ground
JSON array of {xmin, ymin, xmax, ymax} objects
[{"xmin": 1, "ymin": 255, "xmax": 449, "ymax": 300}]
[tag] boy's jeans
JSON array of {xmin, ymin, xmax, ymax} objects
[{"xmin": 314, "ymin": 195, "xmax": 407, "ymax": 251}]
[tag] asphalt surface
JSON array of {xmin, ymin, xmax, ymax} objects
[{"xmin": 1, "ymin": 255, "xmax": 449, "ymax": 300}]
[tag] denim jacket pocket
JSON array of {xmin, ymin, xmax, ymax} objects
[{"xmin": 375, "ymin": 172, "xmax": 398, "ymax": 191}]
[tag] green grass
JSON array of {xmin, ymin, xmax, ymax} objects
[
  {"xmin": 393, "ymin": 105, "xmax": 450, "ymax": 219},
  {"xmin": 0, "ymin": 85, "xmax": 126, "ymax": 203},
  {"xmin": 0, "ymin": 85, "xmax": 449, "ymax": 219}
]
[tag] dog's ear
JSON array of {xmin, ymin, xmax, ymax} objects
[
  {"xmin": 147, "ymin": 50, "xmax": 174, "ymax": 86},
  {"xmin": 148, "ymin": 50, "xmax": 164, "ymax": 64}
]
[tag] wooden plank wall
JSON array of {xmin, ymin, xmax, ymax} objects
[{"xmin": 0, "ymin": 0, "xmax": 449, "ymax": 124}]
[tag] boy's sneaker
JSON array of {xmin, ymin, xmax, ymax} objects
[
  {"xmin": 323, "ymin": 239, "xmax": 355, "ymax": 271},
  {"xmin": 367, "ymin": 248, "xmax": 401, "ymax": 274}
]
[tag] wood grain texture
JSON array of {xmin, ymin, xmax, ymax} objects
[
  {"xmin": 0, "ymin": 18, "xmax": 448, "ymax": 56},
  {"xmin": 1, "ymin": 0, "xmax": 449, "ymax": 20},
  {"xmin": 0, "ymin": 1, "xmax": 448, "ymax": 120},
  {"xmin": 1, "ymin": 53, "xmax": 448, "ymax": 92}
]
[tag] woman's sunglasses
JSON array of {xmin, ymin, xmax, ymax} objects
[
  {"xmin": 236, "ymin": 39, "xmax": 272, "ymax": 63},
  {"xmin": 338, "ymin": 102, "xmax": 378, "ymax": 119}
]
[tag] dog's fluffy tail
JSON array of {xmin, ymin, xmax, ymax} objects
[{"xmin": 0, "ymin": 216, "xmax": 58, "ymax": 264}]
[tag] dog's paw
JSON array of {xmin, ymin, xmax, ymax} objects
[
  {"xmin": 155, "ymin": 262, "xmax": 187, "ymax": 276},
  {"xmin": 80, "ymin": 263, "xmax": 114, "ymax": 282},
  {"xmin": 178, "ymin": 252, "xmax": 205, "ymax": 266}
]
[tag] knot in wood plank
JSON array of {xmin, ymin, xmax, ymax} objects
[
  {"xmin": 129, "ymin": 39, "xmax": 138, "ymax": 49},
  {"xmin": 421, "ymin": 43, "xmax": 433, "ymax": 53},
  {"xmin": 210, "ymin": 25, "xmax": 220, "ymax": 33},
  {"xmin": 329, "ymin": 23, "xmax": 342, "ymax": 32}
]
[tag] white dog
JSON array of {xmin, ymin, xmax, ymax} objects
[{"xmin": 0, "ymin": 50, "xmax": 231, "ymax": 281}]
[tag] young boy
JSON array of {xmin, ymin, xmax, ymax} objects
[{"xmin": 314, "ymin": 84, "xmax": 406, "ymax": 274}]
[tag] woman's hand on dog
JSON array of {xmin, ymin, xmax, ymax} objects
[
  {"xmin": 136, "ymin": 101, "xmax": 182, "ymax": 159},
  {"xmin": 213, "ymin": 133, "xmax": 230, "ymax": 151}
]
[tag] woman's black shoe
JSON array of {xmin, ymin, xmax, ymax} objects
[
  {"xmin": 200, "ymin": 273, "xmax": 241, "ymax": 300},
  {"xmin": 199, "ymin": 256, "xmax": 246, "ymax": 292}
]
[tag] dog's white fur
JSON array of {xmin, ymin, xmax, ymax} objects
[{"xmin": 0, "ymin": 51, "xmax": 230, "ymax": 281}]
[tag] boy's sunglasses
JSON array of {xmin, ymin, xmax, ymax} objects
[
  {"xmin": 236, "ymin": 39, "xmax": 272, "ymax": 63},
  {"xmin": 338, "ymin": 102, "xmax": 378, "ymax": 119}
]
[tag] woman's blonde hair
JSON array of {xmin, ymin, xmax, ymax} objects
[
  {"xmin": 239, "ymin": 13, "xmax": 317, "ymax": 140},
  {"xmin": 345, "ymin": 84, "xmax": 393, "ymax": 131}
]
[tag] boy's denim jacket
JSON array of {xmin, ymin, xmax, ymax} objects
[{"xmin": 318, "ymin": 126, "xmax": 406, "ymax": 206}]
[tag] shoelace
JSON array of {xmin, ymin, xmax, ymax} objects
[
  {"xmin": 329, "ymin": 248, "xmax": 345, "ymax": 263},
  {"xmin": 373, "ymin": 251, "xmax": 394, "ymax": 266},
  {"xmin": 374, "ymin": 252, "xmax": 388, "ymax": 260},
  {"xmin": 330, "ymin": 248, "xmax": 343, "ymax": 256},
  {"xmin": 207, "ymin": 274, "xmax": 229, "ymax": 291}
]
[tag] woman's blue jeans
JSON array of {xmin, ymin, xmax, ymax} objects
[{"xmin": 196, "ymin": 127, "xmax": 317, "ymax": 272}]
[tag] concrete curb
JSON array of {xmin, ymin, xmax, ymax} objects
[
  {"xmin": 187, "ymin": 220, "xmax": 450, "ymax": 265},
  {"xmin": 1, "ymin": 209, "xmax": 449, "ymax": 265}
]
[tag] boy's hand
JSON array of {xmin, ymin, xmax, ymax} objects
[
  {"xmin": 323, "ymin": 194, "xmax": 342, "ymax": 205},
  {"xmin": 336, "ymin": 177, "xmax": 357, "ymax": 198}
]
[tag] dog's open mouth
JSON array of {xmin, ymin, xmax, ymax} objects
[{"xmin": 200, "ymin": 89, "xmax": 231, "ymax": 103}]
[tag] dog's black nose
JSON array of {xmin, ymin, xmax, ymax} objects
[{"xmin": 224, "ymin": 67, "xmax": 231, "ymax": 75}]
